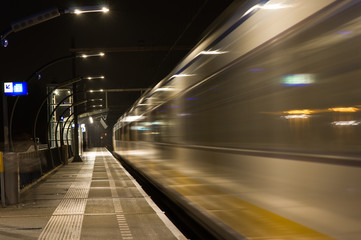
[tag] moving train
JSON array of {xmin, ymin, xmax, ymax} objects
[{"xmin": 113, "ymin": 0, "xmax": 361, "ymax": 239}]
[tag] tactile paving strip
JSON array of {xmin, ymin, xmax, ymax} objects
[{"xmin": 38, "ymin": 162, "xmax": 94, "ymax": 240}]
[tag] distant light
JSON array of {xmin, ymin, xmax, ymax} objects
[
  {"xmin": 61, "ymin": 116, "xmax": 64, "ymax": 121},
  {"xmin": 89, "ymin": 116, "xmax": 94, "ymax": 124},
  {"xmin": 86, "ymin": 76, "xmax": 105, "ymax": 80},
  {"xmin": 328, "ymin": 107, "xmax": 358, "ymax": 113},
  {"xmin": 54, "ymin": 90, "xmax": 59, "ymax": 95},
  {"xmin": 1, "ymin": 39, "xmax": 8, "ymax": 48}
]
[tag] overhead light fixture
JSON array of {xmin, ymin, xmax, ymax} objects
[
  {"xmin": 88, "ymin": 89, "xmax": 105, "ymax": 93},
  {"xmin": 86, "ymin": 76, "xmax": 105, "ymax": 80},
  {"xmin": 80, "ymin": 52, "xmax": 105, "ymax": 58},
  {"xmin": 68, "ymin": 6, "xmax": 110, "ymax": 15}
]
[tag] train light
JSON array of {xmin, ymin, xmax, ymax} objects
[
  {"xmin": 282, "ymin": 74, "xmax": 315, "ymax": 86},
  {"xmin": 328, "ymin": 107, "xmax": 359, "ymax": 113},
  {"xmin": 198, "ymin": 50, "xmax": 227, "ymax": 56},
  {"xmin": 121, "ymin": 116, "xmax": 144, "ymax": 122}
]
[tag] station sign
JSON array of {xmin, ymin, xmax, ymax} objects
[{"xmin": 3, "ymin": 82, "xmax": 28, "ymax": 96}]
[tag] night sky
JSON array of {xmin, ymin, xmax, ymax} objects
[{"xmin": 0, "ymin": 0, "xmax": 234, "ymax": 148}]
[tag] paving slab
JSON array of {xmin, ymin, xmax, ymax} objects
[{"xmin": 0, "ymin": 148, "xmax": 186, "ymax": 240}]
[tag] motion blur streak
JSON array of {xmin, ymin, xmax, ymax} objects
[{"xmin": 114, "ymin": 0, "xmax": 361, "ymax": 239}]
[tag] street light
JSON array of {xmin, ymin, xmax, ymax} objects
[
  {"xmin": 81, "ymin": 53, "xmax": 105, "ymax": 58},
  {"xmin": 66, "ymin": 6, "xmax": 110, "ymax": 15},
  {"xmin": 1, "ymin": 5, "xmax": 109, "ymax": 47},
  {"xmin": 86, "ymin": 76, "xmax": 105, "ymax": 80}
]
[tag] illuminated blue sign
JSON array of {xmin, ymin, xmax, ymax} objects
[{"xmin": 3, "ymin": 82, "xmax": 28, "ymax": 96}]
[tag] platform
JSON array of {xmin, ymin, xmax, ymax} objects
[{"xmin": 0, "ymin": 148, "xmax": 186, "ymax": 240}]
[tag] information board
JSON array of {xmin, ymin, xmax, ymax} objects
[{"xmin": 3, "ymin": 82, "xmax": 28, "ymax": 96}]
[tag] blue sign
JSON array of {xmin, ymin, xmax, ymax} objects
[{"xmin": 3, "ymin": 82, "xmax": 28, "ymax": 96}]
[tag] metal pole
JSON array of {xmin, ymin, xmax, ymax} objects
[
  {"xmin": 72, "ymin": 42, "xmax": 82, "ymax": 162},
  {"xmin": 0, "ymin": 152, "xmax": 5, "ymax": 207},
  {"xmin": 66, "ymin": 119, "xmax": 75, "ymax": 157},
  {"xmin": 62, "ymin": 113, "xmax": 74, "ymax": 146},
  {"xmin": 2, "ymin": 95, "xmax": 9, "ymax": 152},
  {"xmin": 105, "ymin": 91, "xmax": 108, "ymax": 109}
]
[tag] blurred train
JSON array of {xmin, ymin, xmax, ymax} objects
[{"xmin": 113, "ymin": 0, "xmax": 361, "ymax": 239}]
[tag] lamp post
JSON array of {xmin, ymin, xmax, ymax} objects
[
  {"xmin": 1, "ymin": 4, "xmax": 108, "ymax": 152},
  {"xmin": 1, "ymin": 6, "xmax": 109, "ymax": 47}
]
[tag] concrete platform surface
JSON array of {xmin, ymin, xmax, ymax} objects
[{"xmin": 0, "ymin": 148, "xmax": 186, "ymax": 240}]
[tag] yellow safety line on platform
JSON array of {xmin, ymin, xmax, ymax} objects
[{"xmin": 125, "ymin": 156, "xmax": 334, "ymax": 240}]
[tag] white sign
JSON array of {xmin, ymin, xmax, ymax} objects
[{"xmin": 4, "ymin": 82, "xmax": 13, "ymax": 93}]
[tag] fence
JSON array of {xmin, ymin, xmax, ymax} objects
[{"xmin": 0, "ymin": 145, "xmax": 72, "ymax": 206}]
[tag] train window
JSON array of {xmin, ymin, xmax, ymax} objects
[{"xmin": 170, "ymin": 2, "xmax": 361, "ymax": 154}]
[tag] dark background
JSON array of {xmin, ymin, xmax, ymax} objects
[{"xmin": 0, "ymin": 0, "xmax": 235, "ymax": 150}]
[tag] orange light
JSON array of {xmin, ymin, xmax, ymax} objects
[
  {"xmin": 283, "ymin": 109, "xmax": 313, "ymax": 115},
  {"xmin": 328, "ymin": 107, "xmax": 358, "ymax": 113}
]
